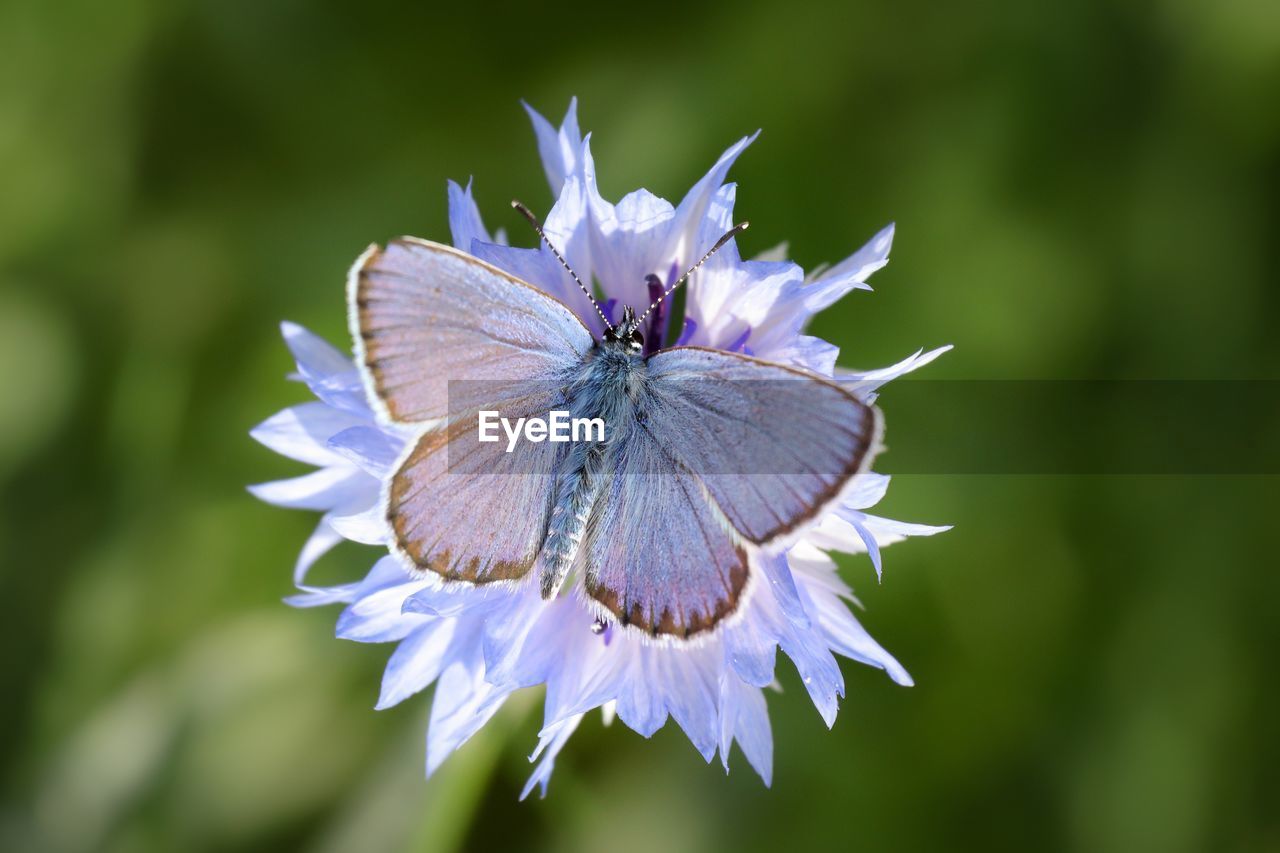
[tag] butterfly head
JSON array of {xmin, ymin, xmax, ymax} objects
[{"xmin": 603, "ymin": 305, "xmax": 645, "ymax": 354}]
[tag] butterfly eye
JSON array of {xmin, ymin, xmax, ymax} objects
[{"xmin": 631, "ymin": 330, "xmax": 644, "ymax": 347}]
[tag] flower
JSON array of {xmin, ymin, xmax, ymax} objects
[{"xmin": 251, "ymin": 99, "xmax": 950, "ymax": 797}]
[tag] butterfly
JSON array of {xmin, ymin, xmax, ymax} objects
[{"xmin": 350, "ymin": 203, "xmax": 883, "ymax": 639}]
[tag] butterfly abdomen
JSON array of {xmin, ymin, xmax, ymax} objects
[{"xmin": 537, "ymin": 440, "xmax": 608, "ymax": 598}]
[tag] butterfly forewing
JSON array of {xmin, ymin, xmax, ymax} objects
[
  {"xmin": 643, "ymin": 346, "xmax": 882, "ymax": 546},
  {"xmin": 352, "ymin": 239, "xmax": 594, "ymax": 424},
  {"xmin": 351, "ymin": 239, "xmax": 592, "ymax": 584}
]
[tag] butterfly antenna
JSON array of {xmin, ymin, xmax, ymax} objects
[
  {"xmin": 512, "ymin": 200, "xmax": 612, "ymax": 330},
  {"xmin": 634, "ymin": 221, "xmax": 749, "ymax": 327}
]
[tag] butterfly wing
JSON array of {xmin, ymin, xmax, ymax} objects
[
  {"xmin": 389, "ymin": 404, "xmax": 567, "ymax": 583},
  {"xmin": 580, "ymin": 417, "xmax": 749, "ymax": 638},
  {"xmin": 643, "ymin": 346, "xmax": 882, "ymax": 546},
  {"xmin": 350, "ymin": 239, "xmax": 593, "ymax": 583},
  {"xmin": 351, "ymin": 238, "xmax": 594, "ymax": 424},
  {"xmin": 579, "ymin": 346, "xmax": 878, "ymax": 636}
]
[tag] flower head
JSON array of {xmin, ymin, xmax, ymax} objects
[{"xmin": 252, "ymin": 99, "xmax": 949, "ymax": 797}]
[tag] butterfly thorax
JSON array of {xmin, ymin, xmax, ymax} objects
[{"xmin": 536, "ymin": 323, "xmax": 649, "ymax": 599}]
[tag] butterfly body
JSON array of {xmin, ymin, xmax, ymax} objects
[{"xmin": 537, "ymin": 331, "xmax": 648, "ymax": 599}]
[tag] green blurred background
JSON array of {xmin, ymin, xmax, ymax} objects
[{"xmin": 2, "ymin": 0, "xmax": 1277, "ymax": 850}]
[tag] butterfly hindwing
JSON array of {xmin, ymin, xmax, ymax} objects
[
  {"xmin": 581, "ymin": 416, "xmax": 749, "ymax": 638},
  {"xmin": 389, "ymin": 400, "xmax": 566, "ymax": 583}
]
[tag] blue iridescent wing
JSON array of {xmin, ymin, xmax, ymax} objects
[
  {"xmin": 389, "ymin": 403, "xmax": 567, "ymax": 583},
  {"xmin": 580, "ymin": 417, "xmax": 749, "ymax": 638},
  {"xmin": 351, "ymin": 238, "xmax": 593, "ymax": 424},
  {"xmin": 351, "ymin": 239, "xmax": 592, "ymax": 583},
  {"xmin": 643, "ymin": 346, "xmax": 882, "ymax": 546}
]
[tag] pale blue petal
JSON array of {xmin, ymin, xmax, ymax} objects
[
  {"xmin": 481, "ymin": 588, "xmax": 549, "ymax": 688},
  {"xmin": 718, "ymin": 678, "xmax": 737, "ymax": 771},
  {"xmin": 825, "ymin": 506, "xmax": 953, "ymax": 554},
  {"xmin": 303, "ymin": 372, "xmax": 370, "ymax": 415},
  {"xmin": 286, "ymin": 525, "xmax": 398, "ymax": 609},
  {"xmin": 355, "ymin": 555, "xmax": 417, "ymax": 595},
  {"xmin": 285, "ymin": 583, "xmax": 362, "ymax": 608},
  {"xmin": 280, "ymin": 322, "xmax": 369, "ymax": 414},
  {"xmin": 320, "ymin": 550, "xmax": 414, "ymax": 617},
  {"xmin": 520, "ymin": 713, "xmax": 583, "ymax": 800},
  {"xmin": 335, "ymin": 568, "xmax": 432, "ymax": 643},
  {"xmin": 280, "ymin": 323, "xmax": 371, "ymax": 414},
  {"xmin": 803, "ymin": 514, "xmax": 871, "ymax": 555},
  {"xmin": 470, "ymin": 241, "xmax": 560, "ymax": 291},
  {"xmin": 539, "ymin": 611, "xmax": 625, "ymax": 727},
  {"xmin": 292, "ymin": 517, "xmax": 344, "ymax": 587},
  {"xmin": 684, "ymin": 256, "xmax": 806, "ymax": 355},
  {"xmin": 781, "ymin": 635, "xmax": 843, "ymax": 728},
  {"xmin": 327, "ymin": 425, "xmax": 402, "ymax": 477},
  {"xmin": 776, "ymin": 586, "xmax": 845, "ymax": 727},
  {"xmin": 402, "ymin": 579, "xmax": 508, "ymax": 619},
  {"xmin": 250, "ymin": 403, "xmax": 365, "ymax": 466},
  {"xmin": 695, "ymin": 180, "xmax": 737, "ymax": 246},
  {"xmin": 281, "ymin": 320, "xmax": 351, "ymax": 380},
  {"xmin": 248, "ymin": 466, "xmax": 366, "ymax": 511},
  {"xmin": 852, "ymin": 519, "xmax": 884, "ymax": 580},
  {"xmin": 542, "ymin": 659, "xmax": 622, "ymax": 728},
  {"xmin": 842, "ymin": 472, "xmax": 892, "ymax": 510},
  {"xmin": 327, "ymin": 505, "xmax": 387, "ymax": 545},
  {"xmin": 760, "ymin": 552, "xmax": 810, "ymax": 629},
  {"xmin": 860, "ymin": 514, "xmax": 953, "ymax": 539},
  {"xmin": 786, "ymin": 545, "xmax": 855, "ymax": 601},
  {"xmin": 615, "ymin": 649, "xmax": 668, "ymax": 737},
  {"xmin": 761, "ymin": 334, "xmax": 839, "ymax": 375},
  {"xmin": 523, "ymin": 97, "xmax": 581, "ymax": 194},
  {"xmin": 752, "ymin": 241, "xmax": 790, "ymax": 262},
  {"xmin": 802, "ymin": 222, "xmax": 894, "ymax": 313},
  {"xmin": 735, "ymin": 684, "xmax": 773, "ymax": 786},
  {"xmin": 376, "ymin": 619, "xmax": 456, "ymax": 709},
  {"xmin": 810, "ymin": 590, "xmax": 913, "ymax": 687},
  {"xmin": 723, "ymin": 619, "xmax": 778, "ymax": 688},
  {"xmin": 582, "ymin": 138, "xmax": 678, "ymax": 312},
  {"xmin": 719, "ymin": 675, "xmax": 773, "ymax": 786},
  {"xmin": 426, "ymin": 652, "xmax": 509, "ymax": 777},
  {"xmin": 559, "ymin": 100, "xmax": 581, "ymax": 163},
  {"xmin": 538, "ymin": 156, "xmax": 594, "ymax": 316},
  {"xmin": 661, "ymin": 650, "xmax": 719, "ymax": 762},
  {"xmin": 667, "ymin": 133, "xmax": 758, "ymax": 270},
  {"xmin": 837, "ymin": 345, "xmax": 953, "ymax": 402},
  {"xmin": 809, "ymin": 221, "xmax": 894, "ymax": 285},
  {"xmin": 447, "ymin": 178, "xmax": 490, "ymax": 253}
]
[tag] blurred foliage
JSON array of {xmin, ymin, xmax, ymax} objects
[{"xmin": 1, "ymin": 0, "xmax": 1278, "ymax": 851}]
